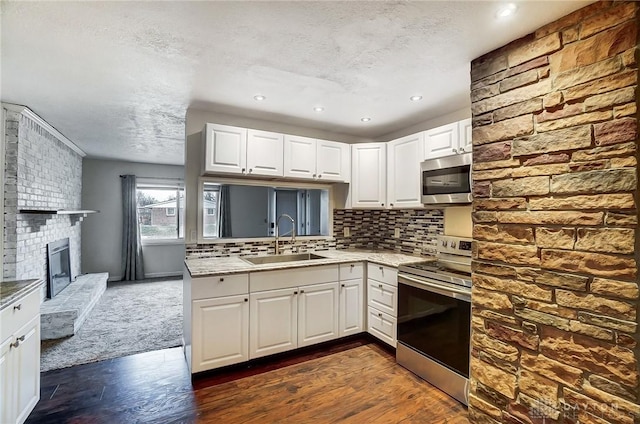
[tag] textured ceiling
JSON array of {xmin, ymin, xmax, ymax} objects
[{"xmin": 1, "ymin": 1, "xmax": 592, "ymax": 165}]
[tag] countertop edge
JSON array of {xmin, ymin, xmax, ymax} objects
[{"xmin": 0, "ymin": 279, "xmax": 45, "ymax": 311}]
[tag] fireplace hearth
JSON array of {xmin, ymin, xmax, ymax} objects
[{"xmin": 47, "ymin": 238, "xmax": 72, "ymax": 298}]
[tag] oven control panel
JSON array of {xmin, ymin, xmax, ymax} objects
[{"xmin": 437, "ymin": 235, "xmax": 473, "ymax": 256}]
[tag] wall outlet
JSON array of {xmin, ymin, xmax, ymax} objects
[
  {"xmin": 394, "ymin": 228, "xmax": 401, "ymax": 238},
  {"xmin": 343, "ymin": 227, "xmax": 350, "ymax": 237},
  {"xmin": 190, "ymin": 229, "xmax": 197, "ymax": 241}
]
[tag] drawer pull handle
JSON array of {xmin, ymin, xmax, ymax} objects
[
  {"xmin": 378, "ymin": 284, "xmax": 383, "ymax": 289},
  {"xmin": 350, "ymin": 264, "xmax": 354, "ymax": 268},
  {"xmin": 219, "ymin": 278, "xmax": 224, "ymax": 282},
  {"xmin": 13, "ymin": 304, "xmax": 21, "ymax": 311},
  {"xmin": 10, "ymin": 335, "xmax": 25, "ymax": 349},
  {"xmin": 379, "ymin": 266, "xmax": 383, "ymax": 271}
]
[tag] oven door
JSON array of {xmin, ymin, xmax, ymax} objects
[
  {"xmin": 397, "ymin": 274, "xmax": 471, "ymax": 378},
  {"xmin": 421, "ymin": 152, "xmax": 472, "ymax": 204}
]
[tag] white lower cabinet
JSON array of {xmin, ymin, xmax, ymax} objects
[
  {"xmin": 366, "ymin": 263, "xmax": 398, "ymax": 347},
  {"xmin": 298, "ymin": 282, "xmax": 339, "ymax": 347},
  {"xmin": 192, "ymin": 295, "xmax": 249, "ymax": 373},
  {"xmin": 250, "ymin": 282, "xmax": 340, "ymax": 358},
  {"xmin": 250, "ymin": 288, "xmax": 298, "ymax": 359},
  {"xmin": 339, "ymin": 278, "xmax": 364, "ymax": 337},
  {"xmin": 0, "ymin": 290, "xmax": 40, "ymax": 424}
]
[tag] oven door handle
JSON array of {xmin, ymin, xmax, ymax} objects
[{"xmin": 398, "ymin": 274, "xmax": 471, "ymax": 302}]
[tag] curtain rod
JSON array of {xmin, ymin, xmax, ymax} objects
[{"xmin": 119, "ymin": 175, "xmax": 183, "ymax": 181}]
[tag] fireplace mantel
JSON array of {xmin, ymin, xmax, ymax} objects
[{"xmin": 19, "ymin": 209, "xmax": 98, "ymax": 215}]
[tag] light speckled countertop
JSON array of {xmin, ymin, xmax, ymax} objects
[
  {"xmin": 0, "ymin": 279, "xmax": 44, "ymax": 311},
  {"xmin": 185, "ymin": 249, "xmax": 430, "ymax": 277}
]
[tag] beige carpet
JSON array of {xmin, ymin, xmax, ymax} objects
[{"xmin": 40, "ymin": 278, "xmax": 182, "ymax": 372}]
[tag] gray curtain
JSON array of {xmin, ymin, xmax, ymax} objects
[
  {"xmin": 121, "ymin": 175, "xmax": 145, "ymax": 280},
  {"xmin": 219, "ymin": 185, "xmax": 232, "ymax": 238}
]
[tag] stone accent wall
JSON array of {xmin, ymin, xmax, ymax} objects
[
  {"xmin": 469, "ymin": 2, "xmax": 639, "ymax": 423},
  {"xmin": 185, "ymin": 208, "xmax": 443, "ymax": 258},
  {"xmin": 3, "ymin": 109, "xmax": 83, "ymax": 283}
]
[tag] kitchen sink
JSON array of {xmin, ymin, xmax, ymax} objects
[{"xmin": 243, "ymin": 253, "xmax": 327, "ymax": 265}]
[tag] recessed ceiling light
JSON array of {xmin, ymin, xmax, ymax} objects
[
  {"xmin": 496, "ymin": 3, "xmax": 517, "ymax": 18},
  {"xmin": 313, "ymin": 106, "xmax": 324, "ymax": 112},
  {"xmin": 410, "ymin": 95, "xmax": 423, "ymax": 102},
  {"xmin": 253, "ymin": 95, "xmax": 266, "ymax": 101},
  {"xmin": 361, "ymin": 117, "xmax": 371, "ymax": 122}
]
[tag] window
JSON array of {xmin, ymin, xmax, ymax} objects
[
  {"xmin": 136, "ymin": 182, "xmax": 184, "ymax": 240},
  {"xmin": 200, "ymin": 181, "xmax": 329, "ymax": 240}
]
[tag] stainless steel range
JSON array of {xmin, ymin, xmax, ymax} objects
[{"xmin": 396, "ymin": 235, "xmax": 472, "ymax": 405}]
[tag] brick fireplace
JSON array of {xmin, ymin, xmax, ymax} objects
[
  {"xmin": 469, "ymin": 2, "xmax": 639, "ymax": 423},
  {"xmin": 2, "ymin": 104, "xmax": 84, "ymax": 292}
]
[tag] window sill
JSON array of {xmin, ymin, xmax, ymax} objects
[{"xmin": 141, "ymin": 239, "xmax": 185, "ymax": 246}]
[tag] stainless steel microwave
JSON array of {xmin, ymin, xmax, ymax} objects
[{"xmin": 420, "ymin": 153, "xmax": 472, "ymax": 204}]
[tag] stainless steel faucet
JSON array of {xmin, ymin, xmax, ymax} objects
[{"xmin": 275, "ymin": 213, "xmax": 296, "ymax": 255}]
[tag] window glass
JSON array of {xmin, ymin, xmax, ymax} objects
[{"xmin": 137, "ymin": 186, "xmax": 184, "ymax": 240}]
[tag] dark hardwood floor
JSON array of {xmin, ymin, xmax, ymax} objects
[{"xmin": 27, "ymin": 337, "xmax": 469, "ymax": 423}]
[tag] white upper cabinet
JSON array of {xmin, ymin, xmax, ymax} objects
[
  {"xmin": 283, "ymin": 137, "xmax": 350, "ymax": 182},
  {"xmin": 316, "ymin": 140, "xmax": 350, "ymax": 182},
  {"xmin": 203, "ymin": 123, "xmax": 247, "ymax": 175},
  {"xmin": 458, "ymin": 118, "xmax": 473, "ymax": 154},
  {"xmin": 423, "ymin": 118, "xmax": 472, "ymax": 160},
  {"xmin": 351, "ymin": 143, "xmax": 387, "ymax": 208},
  {"xmin": 387, "ymin": 133, "xmax": 423, "ymax": 209},
  {"xmin": 423, "ymin": 122, "xmax": 459, "ymax": 160},
  {"xmin": 246, "ymin": 129, "xmax": 284, "ymax": 177},
  {"xmin": 203, "ymin": 125, "xmax": 283, "ymax": 177},
  {"xmin": 283, "ymin": 135, "xmax": 316, "ymax": 179}
]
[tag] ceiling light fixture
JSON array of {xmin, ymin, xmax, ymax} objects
[
  {"xmin": 410, "ymin": 95, "xmax": 423, "ymax": 102},
  {"xmin": 253, "ymin": 95, "xmax": 266, "ymax": 101},
  {"xmin": 313, "ymin": 106, "xmax": 324, "ymax": 112},
  {"xmin": 496, "ymin": 3, "xmax": 517, "ymax": 18},
  {"xmin": 361, "ymin": 117, "xmax": 371, "ymax": 122}
]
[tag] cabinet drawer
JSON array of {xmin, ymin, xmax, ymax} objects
[
  {"xmin": 339, "ymin": 262, "xmax": 364, "ymax": 280},
  {"xmin": 192, "ymin": 274, "xmax": 249, "ymax": 300},
  {"xmin": 367, "ymin": 280, "xmax": 397, "ymax": 316},
  {"xmin": 250, "ymin": 265, "xmax": 339, "ymax": 292},
  {"xmin": 367, "ymin": 263, "xmax": 397, "ymax": 286},
  {"xmin": 1, "ymin": 288, "xmax": 40, "ymax": 342},
  {"xmin": 367, "ymin": 307, "xmax": 396, "ymax": 347}
]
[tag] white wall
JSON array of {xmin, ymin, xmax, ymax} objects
[{"xmin": 81, "ymin": 158, "xmax": 185, "ymax": 281}]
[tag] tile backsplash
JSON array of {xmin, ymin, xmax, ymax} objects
[{"xmin": 185, "ymin": 208, "xmax": 443, "ymax": 259}]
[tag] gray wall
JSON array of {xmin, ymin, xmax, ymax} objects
[{"xmin": 81, "ymin": 158, "xmax": 185, "ymax": 281}]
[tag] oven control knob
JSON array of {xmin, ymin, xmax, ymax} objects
[
  {"xmin": 450, "ymin": 241, "xmax": 456, "ymax": 248},
  {"xmin": 441, "ymin": 240, "xmax": 447, "ymax": 247}
]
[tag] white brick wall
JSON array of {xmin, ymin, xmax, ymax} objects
[{"xmin": 3, "ymin": 110, "xmax": 83, "ymax": 282}]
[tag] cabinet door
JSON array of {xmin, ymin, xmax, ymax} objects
[
  {"xmin": 250, "ymin": 289, "xmax": 297, "ymax": 359},
  {"xmin": 387, "ymin": 133, "xmax": 423, "ymax": 208},
  {"xmin": 351, "ymin": 143, "xmax": 386, "ymax": 208},
  {"xmin": 246, "ymin": 129, "xmax": 284, "ymax": 177},
  {"xmin": 367, "ymin": 280, "xmax": 397, "ymax": 316},
  {"xmin": 316, "ymin": 140, "xmax": 350, "ymax": 182},
  {"xmin": 14, "ymin": 316, "xmax": 39, "ymax": 424},
  {"xmin": 423, "ymin": 122, "xmax": 459, "ymax": 160},
  {"xmin": 339, "ymin": 278, "xmax": 364, "ymax": 337},
  {"xmin": 283, "ymin": 135, "xmax": 316, "ymax": 179},
  {"xmin": 0, "ymin": 337, "xmax": 13, "ymax": 424},
  {"xmin": 192, "ymin": 295, "xmax": 249, "ymax": 372},
  {"xmin": 458, "ymin": 118, "xmax": 472, "ymax": 154},
  {"xmin": 298, "ymin": 282, "xmax": 339, "ymax": 347},
  {"xmin": 203, "ymin": 123, "xmax": 247, "ymax": 174}
]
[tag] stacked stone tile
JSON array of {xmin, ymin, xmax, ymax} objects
[{"xmin": 469, "ymin": 2, "xmax": 639, "ymax": 423}]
